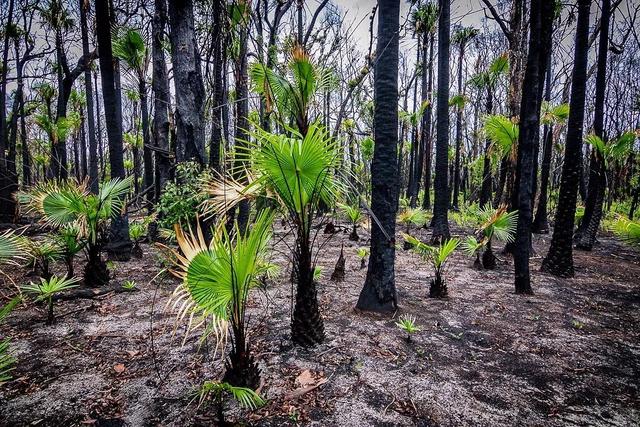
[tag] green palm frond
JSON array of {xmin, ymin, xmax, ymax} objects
[
  {"xmin": 462, "ymin": 235, "xmax": 485, "ymax": 256},
  {"xmin": 23, "ymin": 275, "xmax": 80, "ymax": 301},
  {"xmin": 412, "ymin": 3, "xmax": 438, "ymax": 35},
  {"xmin": 488, "ymin": 53, "xmax": 509, "ymax": 76},
  {"xmin": 204, "ymin": 123, "xmax": 343, "ymax": 225},
  {"xmin": 402, "ymin": 234, "xmax": 460, "ymax": 269},
  {"xmin": 112, "ymin": 27, "xmax": 146, "ymax": 71},
  {"xmin": 168, "ymin": 210, "xmax": 274, "ymax": 351},
  {"xmin": 584, "ymin": 134, "xmax": 606, "ymax": 157},
  {"xmin": 0, "ymin": 297, "xmax": 19, "ymax": 385},
  {"xmin": 452, "ymin": 26, "xmax": 478, "ymax": 46},
  {"xmin": 56, "ymin": 225, "xmax": 84, "ymax": 256},
  {"xmin": 198, "ymin": 380, "xmax": 265, "ymax": 410},
  {"xmin": 541, "ymin": 102, "xmax": 569, "ymax": 125},
  {"xmin": 608, "ymin": 131, "xmax": 636, "ymax": 161},
  {"xmin": 483, "ymin": 114, "xmax": 519, "ymax": 158},
  {"xmin": 398, "ymin": 208, "xmax": 428, "ymax": 228},
  {"xmin": 610, "ymin": 217, "xmax": 640, "ymax": 246},
  {"xmin": 449, "ymin": 94, "xmax": 467, "ymax": 110},
  {"xmin": 337, "ymin": 203, "xmax": 362, "ymax": 224},
  {"xmin": 0, "ymin": 231, "xmax": 24, "ymax": 264}
]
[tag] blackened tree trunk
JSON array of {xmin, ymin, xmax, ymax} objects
[
  {"xmin": 479, "ymin": 87, "xmax": 494, "ymax": 207},
  {"xmin": 356, "ymin": 0, "xmax": 400, "ymax": 313},
  {"xmin": 421, "ymin": 33, "xmax": 434, "ymax": 210},
  {"xmin": 513, "ymin": 0, "xmax": 554, "ymax": 294},
  {"xmin": 452, "ymin": 35, "xmax": 471, "ymax": 210},
  {"xmin": 139, "ymin": 78, "xmax": 154, "ymax": 210},
  {"xmin": 407, "ymin": 39, "xmax": 420, "ymax": 207},
  {"xmin": 577, "ymin": 0, "xmax": 610, "ymax": 251},
  {"xmin": 0, "ymin": 0, "xmax": 16, "ymax": 222},
  {"xmin": 152, "ymin": 0, "xmax": 172, "ymax": 202},
  {"xmin": 168, "ymin": 0, "xmax": 206, "ymax": 164},
  {"xmin": 532, "ymin": 59, "xmax": 553, "ymax": 233},
  {"xmin": 541, "ymin": 0, "xmax": 591, "ymax": 278},
  {"xmin": 95, "ymin": 0, "xmax": 132, "ymax": 260},
  {"xmin": 234, "ymin": 12, "xmax": 250, "ymax": 234},
  {"xmin": 431, "ymin": 0, "xmax": 451, "ymax": 242},
  {"xmin": 209, "ymin": 0, "xmax": 224, "ymax": 172}
]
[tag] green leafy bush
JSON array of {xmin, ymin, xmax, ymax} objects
[{"xmin": 156, "ymin": 162, "xmax": 209, "ymax": 231}]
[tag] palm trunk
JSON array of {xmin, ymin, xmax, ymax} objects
[
  {"xmin": 479, "ymin": 88, "xmax": 494, "ymax": 207},
  {"xmin": 96, "ymin": 0, "xmax": 132, "ymax": 261},
  {"xmin": 541, "ymin": 0, "xmax": 591, "ymax": 278},
  {"xmin": 356, "ymin": 0, "xmax": 400, "ymax": 313},
  {"xmin": 532, "ymin": 59, "xmax": 553, "ymax": 233},
  {"xmin": 513, "ymin": 0, "xmax": 554, "ymax": 294},
  {"xmin": 452, "ymin": 41, "xmax": 466, "ymax": 210},
  {"xmin": 81, "ymin": 0, "xmax": 99, "ymax": 193},
  {"xmin": 292, "ymin": 229, "xmax": 325, "ymax": 345},
  {"xmin": 139, "ymin": 79, "xmax": 154, "ymax": 210},
  {"xmin": 0, "ymin": 0, "xmax": 17, "ymax": 222},
  {"xmin": 234, "ymin": 16, "xmax": 250, "ymax": 234},
  {"xmin": 431, "ymin": 0, "xmax": 451, "ymax": 242},
  {"xmin": 576, "ymin": 0, "xmax": 610, "ymax": 251},
  {"xmin": 421, "ymin": 33, "xmax": 434, "ymax": 211}
]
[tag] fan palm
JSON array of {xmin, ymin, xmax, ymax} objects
[
  {"xmin": 197, "ymin": 380, "xmax": 265, "ymax": 424},
  {"xmin": 474, "ymin": 206, "xmax": 518, "ymax": 269},
  {"xmin": 403, "ymin": 235, "xmax": 460, "ymax": 298},
  {"xmin": 250, "ymin": 46, "xmax": 332, "ymax": 135},
  {"xmin": 483, "ymin": 114, "xmax": 519, "ymax": 162},
  {"xmin": 337, "ymin": 202, "xmax": 363, "ymax": 241},
  {"xmin": 0, "ymin": 230, "xmax": 23, "ymax": 266},
  {"xmin": 23, "ymin": 275, "xmax": 80, "ymax": 324},
  {"xmin": 201, "ymin": 122, "xmax": 343, "ymax": 346},
  {"xmin": 55, "ymin": 225, "xmax": 85, "ymax": 278},
  {"xmin": 0, "ymin": 297, "xmax": 20, "ymax": 385},
  {"xmin": 24, "ymin": 239, "xmax": 62, "ymax": 280},
  {"xmin": 167, "ymin": 210, "xmax": 274, "ymax": 388},
  {"xmin": 20, "ymin": 177, "xmax": 132, "ymax": 286}
]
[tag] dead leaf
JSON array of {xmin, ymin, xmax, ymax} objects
[
  {"xmin": 113, "ymin": 363, "xmax": 126, "ymax": 373},
  {"xmin": 125, "ymin": 350, "xmax": 140, "ymax": 357},
  {"xmin": 286, "ymin": 378, "xmax": 328, "ymax": 400},
  {"xmin": 287, "ymin": 370, "xmax": 328, "ymax": 400},
  {"xmin": 295, "ymin": 369, "xmax": 315, "ymax": 388}
]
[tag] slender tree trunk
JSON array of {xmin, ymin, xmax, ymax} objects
[
  {"xmin": 79, "ymin": 112, "xmax": 88, "ymax": 178},
  {"xmin": 168, "ymin": 0, "xmax": 206, "ymax": 164},
  {"xmin": 421, "ymin": 33, "xmax": 434, "ymax": 211},
  {"xmin": 234, "ymin": 11, "xmax": 250, "ymax": 234},
  {"xmin": 81, "ymin": 0, "xmax": 99, "ymax": 193},
  {"xmin": 541, "ymin": 0, "xmax": 591, "ymax": 278},
  {"xmin": 0, "ymin": 0, "xmax": 17, "ymax": 222},
  {"xmin": 152, "ymin": 0, "xmax": 171, "ymax": 203},
  {"xmin": 452, "ymin": 41, "xmax": 466, "ymax": 210},
  {"xmin": 209, "ymin": 0, "xmax": 224, "ymax": 172},
  {"xmin": 356, "ymin": 0, "xmax": 400, "ymax": 313},
  {"xmin": 140, "ymin": 79, "xmax": 154, "ymax": 209},
  {"xmin": 479, "ymin": 87, "xmax": 494, "ymax": 207},
  {"xmin": 532, "ymin": 59, "xmax": 554, "ymax": 233},
  {"xmin": 95, "ymin": 0, "xmax": 131, "ymax": 260},
  {"xmin": 513, "ymin": 0, "xmax": 554, "ymax": 294},
  {"xmin": 577, "ymin": 0, "xmax": 610, "ymax": 251},
  {"xmin": 407, "ymin": 38, "xmax": 420, "ymax": 207},
  {"xmin": 431, "ymin": 0, "xmax": 451, "ymax": 242}
]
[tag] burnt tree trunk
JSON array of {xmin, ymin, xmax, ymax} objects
[
  {"xmin": 541, "ymin": 0, "xmax": 591, "ymax": 278},
  {"xmin": 356, "ymin": 0, "xmax": 400, "ymax": 313}
]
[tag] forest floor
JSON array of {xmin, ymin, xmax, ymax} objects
[{"xmin": 0, "ymin": 220, "xmax": 639, "ymax": 426}]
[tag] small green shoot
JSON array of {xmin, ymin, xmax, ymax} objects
[{"xmin": 395, "ymin": 314, "xmax": 421, "ymax": 342}]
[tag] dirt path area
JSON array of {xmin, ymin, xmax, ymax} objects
[{"xmin": 1, "ymin": 224, "xmax": 639, "ymax": 426}]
